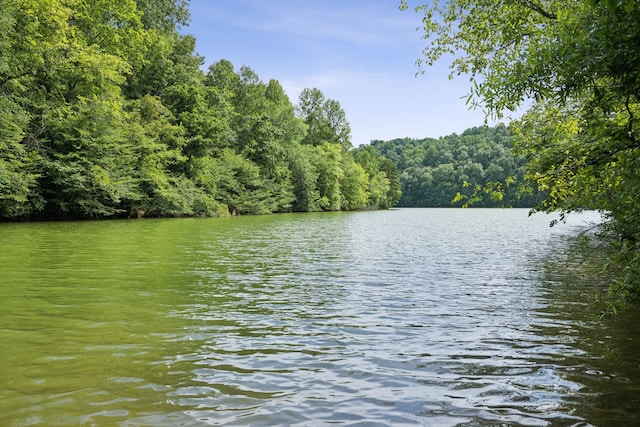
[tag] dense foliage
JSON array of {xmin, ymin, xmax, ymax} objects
[
  {"xmin": 403, "ymin": 0, "xmax": 640, "ymax": 307},
  {"xmin": 0, "ymin": 0, "xmax": 399, "ymax": 220},
  {"xmin": 365, "ymin": 125, "xmax": 538, "ymax": 207}
]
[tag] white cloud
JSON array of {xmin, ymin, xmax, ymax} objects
[{"xmin": 223, "ymin": 0, "xmax": 418, "ymax": 47}]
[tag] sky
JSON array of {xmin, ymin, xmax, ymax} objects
[{"xmin": 184, "ymin": 0, "xmax": 500, "ymax": 146}]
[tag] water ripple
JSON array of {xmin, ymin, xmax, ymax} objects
[{"xmin": 2, "ymin": 209, "xmax": 638, "ymax": 426}]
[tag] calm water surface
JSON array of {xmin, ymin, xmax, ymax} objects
[{"xmin": 1, "ymin": 208, "xmax": 639, "ymax": 426}]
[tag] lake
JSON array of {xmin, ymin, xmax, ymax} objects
[{"xmin": 1, "ymin": 208, "xmax": 639, "ymax": 426}]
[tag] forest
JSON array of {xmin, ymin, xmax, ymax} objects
[
  {"xmin": 365, "ymin": 124, "xmax": 540, "ymax": 208},
  {"xmin": 0, "ymin": 0, "xmax": 399, "ymax": 221}
]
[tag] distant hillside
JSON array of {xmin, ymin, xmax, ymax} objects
[{"xmin": 365, "ymin": 124, "xmax": 540, "ymax": 208}]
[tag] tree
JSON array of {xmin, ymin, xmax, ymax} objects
[
  {"xmin": 296, "ymin": 87, "xmax": 324, "ymax": 145},
  {"xmin": 368, "ymin": 127, "xmax": 524, "ymax": 207},
  {"xmin": 340, "ymin": 155, "xmax": 369, "ymax": 210},
  {"xmin": 315, "ymin": 142, "xmax": 344, "ymax": 211},
  {"xmin": 123, "ymin": 94, "xmax": 226, "ymax": 218},
  {"xmin": 134, "ymin": 0, "xmax": 189, "ymax": 32},
  {"xmin": 297, "ymin": 88, "xmax": 352, "ymax": 150},
  {"xmin": 0, "ymin": 0, "xmax": 396, "ymax": 220},
  {"xmin": 403, "ymin": 0, "xmax": 640, "ymax": 305},
  {"xmin": 0, "ymin": 0, "xmax": 42, "ymax": 217},
  {"xmin": 377, "ymin": 157, "xmax": 402, "ymax": 208},
  {"xmin": 287, "ymin": 144, "xmax": 321, "ymax": 212},
  {"xmin": 353, "ymin": 145, "xmax": 402, "ymax": 208},
  {"xmin": 0, "ymin": 0, "xmax": 147, "ymax": 219},
  {"xmin": 0, "ymin": 96, "xmax": 40, "ymax": 218}
]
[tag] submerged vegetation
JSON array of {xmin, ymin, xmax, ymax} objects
[{"xmin": 0, "ymin": 0, "xmax": 399, "ymax": 220}]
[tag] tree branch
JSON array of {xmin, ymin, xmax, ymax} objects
[
  {"xmin": 517, "ymin": 0, "xmax": 558, "ymax": 20},
  {"xmin": 625, "ymin": 94, "xmax": 638, "ymax": 146},
  {"xmin": 0, "ymin": 70, "xmax": 33, "ymax": 87}
]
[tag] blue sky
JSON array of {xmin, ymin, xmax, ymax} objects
[{"xmin": 184, "ymin": 0, "xmax": 498, "ymax": 146}]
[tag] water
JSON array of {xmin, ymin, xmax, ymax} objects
[{"xmin": 1, "ymin": 208, "xmax": 639, "ymax": 426}]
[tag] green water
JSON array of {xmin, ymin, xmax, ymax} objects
[{"xmin": 1, "ymin": 209, "xmax": 639, "ymax": 426}]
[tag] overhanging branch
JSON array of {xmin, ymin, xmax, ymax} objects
[{"xmin": 516, "ymin": 0, "xmax": 558, "ymax": 20}]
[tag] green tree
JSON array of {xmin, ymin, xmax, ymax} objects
[
  {"xmin": 353, "ymin": 144, "xmax": 402, "ymax": 208},
  {"xmin": 123, "ymin": 94, "xmax": 227, "ymax": 218},
  {"xmin": 0, "ymin": 97, "xmax": 40, "ymax": 218},
  {"xmin": 403, "ymin": 0, "xmax": 640, "ymax": 305},
  {"xmin": 134, "ymin": 0, "xmax": 189, "ymax": 32},
  {"xmin": 378, "ymin": 157, "xmax": 402, "ymax": 208},
  {"xmin": 213, "ymin": 149, "xmax": 277, "ymax": 215},
  {"xmin": 297, "ymin": 88, "xmax": 352, "ymax": 150},
  {"xmin": 0, "ymin": 0, "xmax": 41, "ymax": 217},
  {"xmin": 340, "ymin": 154, "xmax": 369, "ymax": 210},
  {"xmin": 370, "ymin": 126, "xmax": 529, "ymax": 207},
  {"xmin": 0, "ymin": 0, "xmax": 395, "ymax": 220},
  {"xmin": 315, "ymin": 142, "xmax": 344, "ymax": 211},
  {"xmin": 203, "ymin": 62, "xmax": 300, "ymax": 212},
  {"xmin": 0, "ymin": 0, "xmax": 147, "ymax": 219},
  {"xmin": 0, "ymin": 0, "xmax": 65, "ymax": 218},
  {"xmin": 288, "ymin": 143, "xmax": 321, "ymax": 212},
  {"xmin": 265, "ymin": 79, "xmax": 306, "ymax": 147}
]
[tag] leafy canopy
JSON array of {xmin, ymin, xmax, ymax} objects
[{"xmin": 0, "ymin": 0, "xmax": 400, "ymax": 219}]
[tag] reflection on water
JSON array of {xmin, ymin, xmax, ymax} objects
[
  {"xmin": 536, "ymin": 233, "xmax": 640, "ymax": 426},
  {"xmin": 1, "ymin": 209, "xmax": 639, "ymax": 426}
]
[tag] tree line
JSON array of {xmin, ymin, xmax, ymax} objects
[
  {"xmin": 365, "ymin": 125, "xmax": 540, "ymax": 208},
  {"xmin": 0, "ymin": 0, "xmax": 399, "ymax": 221}
]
